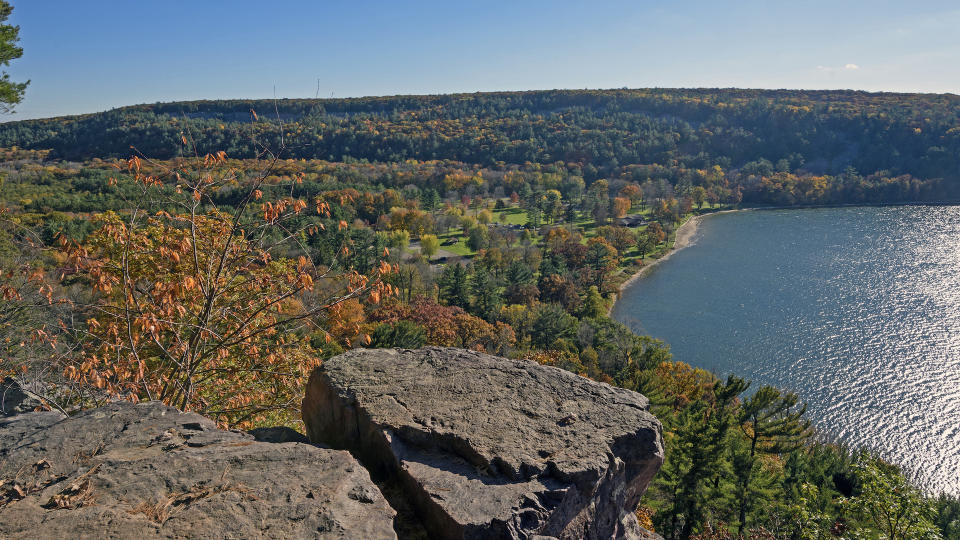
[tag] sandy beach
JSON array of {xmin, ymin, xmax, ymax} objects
[
  {"xmin": 610, "ymin": 209, "xmax": 742, "ymax": 311},
  {"xmin": 618, "ymin": 214, "xmax": 702, "ymax": 289}
]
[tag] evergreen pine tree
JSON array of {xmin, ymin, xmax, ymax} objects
[
  {"xmin": 652, "ymin": 376, "xmax": 749, "ymax": 539},
  {"xmin": 580, "ymin": 285, "xmax": 606, "ymax": 319},
  {"xmin": 470, "ymin": 268, "xmax": 501, "ymax": 322},
  {"xmin": 0, "ymin": 2, "xmax": 27, "ymax": 113},
  {"xmin": 735, "ymin": 385, "xmax": 813, "ymax": 535},
  {"xmin": 438, "ymin": 263, "xmax": 470, "ymax": 309}
]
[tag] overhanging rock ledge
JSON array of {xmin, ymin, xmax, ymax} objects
[{"xmin": 303, "ymin": 346, "xmax": 664, "ymax": 540}]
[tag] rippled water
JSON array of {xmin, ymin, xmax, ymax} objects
[{"xmin": 612, "ymin": 206, "xmax": 960, "ymax": 495}]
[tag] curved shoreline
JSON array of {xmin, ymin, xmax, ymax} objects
[
  {"xmin": 609, "ymin": 200, "xmax": 960, "ymax": 314},
  {"xmin": 605, "ymin": 203, "xmax": 960, "ymax": 495},
  {"xmin": 613, "ymin": 209, "xmax": 740, "ymax": 297}
]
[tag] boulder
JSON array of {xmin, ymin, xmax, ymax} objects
[
  {"xmin": 303, "ymin": 347, "xmax": 664, "ymax": 540},
  {"xmin": 0, "ymin": 401, "xmax": 396, "ymax": 539}
]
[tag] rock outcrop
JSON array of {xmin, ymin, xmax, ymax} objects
[
  {"xmin": 0, "ymin": 401, "xmax": 396, "ymax": 539},
  {"xmin": 1, "ymin": 348, "xmax": 665, "ymax": 539},
  {"xmin": 303, "ymin": 347, "xmax": 664, "ymax": 540}
]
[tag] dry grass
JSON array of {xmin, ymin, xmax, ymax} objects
[
  {"xmin": 128, "ymin": 470, "xmax": 255, "ymax": 525},
  {"xmin": 43, "ymin": 463, "xmax": 100, "ymax": 510},
  {"xmin": 72, "ymin": 441, "xmax": 105, "ymax": 464},
  {"xmin": 0, "ymin": 459, "xmax": 68, "ymax": 509}
]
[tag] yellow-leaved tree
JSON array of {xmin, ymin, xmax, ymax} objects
[{"xmin": 60, "ymin": 144, "xmax": 392, "ymax": 428}]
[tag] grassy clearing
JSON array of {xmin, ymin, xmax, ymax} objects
[
  {"xmin": 434, "ymin": 203, "xmax": 719, "ymax": 275},
  {"xmin": 492, "ymin": 207, "xmax": 529, "ymax": 225},
  {"xmin": 436, "ymin": 230, "xmax": 475, "ymax": 256}
]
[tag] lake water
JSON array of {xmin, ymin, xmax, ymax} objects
[{"xmin": 611, "ymin": 206, "xmax": 960, "ymax": 495}]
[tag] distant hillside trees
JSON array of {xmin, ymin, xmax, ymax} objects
[{"xmin": 4, "ymin": 89, "xmax": 960, "ymax": 194}]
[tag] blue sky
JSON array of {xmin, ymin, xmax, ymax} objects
[{"xmin": 5, "ymin": 1, "xmax": 960, "ymax": 120}]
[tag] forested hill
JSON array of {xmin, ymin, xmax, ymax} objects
[{"xmin": 3, "ymin": 88, "xmax": 960, "ymax": 182}]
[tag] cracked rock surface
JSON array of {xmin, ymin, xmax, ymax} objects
[
  {"xmin": 302, "ymin": 347, "xmax": 664, "ymax": 540},
  {"xmin": 0, "ymin": 401, "xmax": 396, "ymax": 539}
]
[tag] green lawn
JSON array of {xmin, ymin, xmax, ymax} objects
[
  {"xmin": 492, "ymin": 207, "xmax": 529, "ymax": 225},
  {"xmin": 434, "ymin": 203, "xmax": 722, "ymax": 267},
  {"xmin": 436, "ymin": 230, "xmax": 475, "ymax": 256}
]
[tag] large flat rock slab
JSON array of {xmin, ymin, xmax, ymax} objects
[
  {"xmin": 302, "ymin": 347, "xmax": 664, "ymax": 540},
  {"xmin": 0, "ymin": 401, "xmax": 396, "ymax": 539}
]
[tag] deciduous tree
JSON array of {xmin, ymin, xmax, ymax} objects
[
  {"xmin": 612, "ymin": 196, "xmax": 631, "ymax": 219},
  {"xmin": 846, "ymin": 453, "xmax": 941, "ymax": 540},
  {"xmin": 420, "ymin": 234, "xmax": 439, "ymax": 259},
  {"xmin": 60, "ymin": 152, "xmax": 390, "ymax": 427}
]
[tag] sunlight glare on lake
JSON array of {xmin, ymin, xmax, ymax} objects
[{"xmin": 613, "ymin": 206, "xmax": 960, "ymax": 495}]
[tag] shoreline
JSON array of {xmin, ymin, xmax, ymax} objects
[
  {"xmin": 608, "ymin": 209, "xmax": 742, "ymax": 315},
  {"xmin": 604, "ymin": 202, "xmax": 960, "ymax": 495},
  {"xmin": 607, "ymin": 200, "xmax": 960, "ymax": 315},
  {"xmin": 619, "ymin": 209, "xmax": 740, "ymax": 288}
]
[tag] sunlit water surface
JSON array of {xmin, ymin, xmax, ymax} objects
[{"xmin": 612, "ymin": 206, "xmax": 960, "ymax": 495}]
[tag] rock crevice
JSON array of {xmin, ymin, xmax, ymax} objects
[
  {"xmin": 1, "ymin": 347, "xmax": 664, "ymax": 539},
  {"xmin": 302, "ymin": 347, "xmax": 664, "ymax": 540}
]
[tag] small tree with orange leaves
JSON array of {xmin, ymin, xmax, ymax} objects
[
  {"xmin": 59, "ymin": 141, "xmax": 392, "ymax": 427},
  {"xmin": 612, "ymin": 196, "xmax": 632, "ymax": 219}
]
